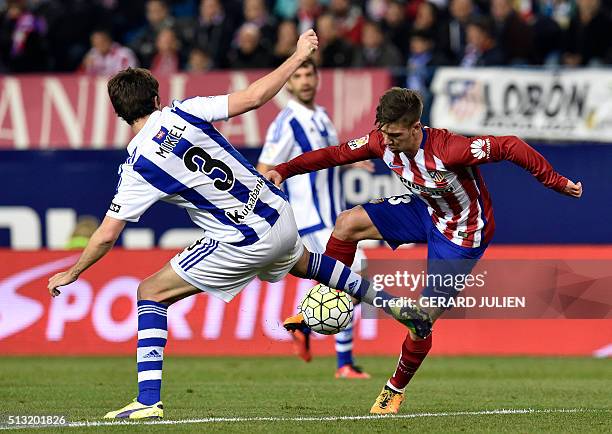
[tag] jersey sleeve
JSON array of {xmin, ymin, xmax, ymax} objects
[
  {"xmin": 439, "ymin": 132, "xmax": 568, "ymax": 192},
  {"xmin": 106, "ymin": 170, "xmax": 162, "ymax": 222},
  {"xmin": 172, "ymin": 95, "xmax": 229, "ymax": 122},
  {"xmin": 275, "ymin": 130, "xmax": 383, "ymax": 180},
  {"xmin": 259, "ymin": 120, "xmax": 294, "ymax": 166}
]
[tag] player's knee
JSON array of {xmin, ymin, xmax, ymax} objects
[
  {"xmin": 137, "ymin": 280, "xmax": 164, "ymax": 303},
  {"xmin": 333, "ymin": 208, "xmax": 365, "ymax": 242}
]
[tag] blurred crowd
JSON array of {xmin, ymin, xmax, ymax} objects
[{"xmin": 2, "ymin": 0, "xmax": 612, "ymax": 83}]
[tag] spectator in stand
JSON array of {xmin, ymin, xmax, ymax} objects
[
  {"xmin": 0, "ymin": 0, "xmax": 48, "ymax": 72},
  {"xmin": 329, "ymin": 0, "xmax": 365, "ymax": 45},
  {"xmin": 460, "ymin": 16, "xmax": 505, "ymax": 66},
  {"xmin": 490, "ymin": 0, "xmax": 534, "ymax": 64},
  {"xmin": 272, "ymin": 19, "xmax": 299, "ymax": 66},
  {"xmin": 36, "ymin": 0, "xmax": 112, "ymax": 72},
  {"xmin": 184, "ymin": 0, "xmax": 235, "ymax": 69},
  {"xmin": 130, "ymin": 0, "xmax": 176, "ymax": 68},
  {"xmin": 412, "ymin": 1, "xmax": 448, "ymax": 54},
  {"xmin": 366, "ymin": 0, "xmax": 390, "ymax": 21},
  {"xmin": 538, "ymin": 0, "xmax": 573, "ymax": 30},
  {"xmin": 186, "ymin": 47, "xmax": 212, "ymax": 72},
  {"xmin": 296, "ymin": 0, "xmax": 324, "ymax": 34},
  {"xmin": 150, "ymin": 26, "xmax": 182, "ymax": 75},
  {"xmin": 530, "ymin": 1, "xmax": 563, "ymax": 65},
  {"xmin": 406, "ymin": 30, "xmax": 448, "ymax": 124},
  {"xmin": 243, "ymin": 0, "xmax": 278, "ymax": 50},
  {"xmin": 316, "ymin": 12, "xmax": 354, "ymax": 67},
  {"xmin": 81, "ymin": 29, "xmax": 138, "ymax": 76},
  {"xmin": 440, "ymin": 0, "xmax": 477, "ymax": 65},
  {"xmin": 380, "ymin": 0, "xmax": 412, "ymax": 61},
  {"xmin": 227, "ymin": 23, "xmax": 273, "ymax": 69},
  {"xmin": 562, "ymin": 0, "xmax": 612, "ymax": 66},
  {"xmin": 353, "ymin": 19, "xmax": 403, "ymax": 68}
]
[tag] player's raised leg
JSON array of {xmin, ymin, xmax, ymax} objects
[
  {"xmin": 288, "ymin": 247, "xmax": 432, "ymax": 337},
  {"xmin": 104, "ymin": 263, "xmax": 200, "ymax": 419}
]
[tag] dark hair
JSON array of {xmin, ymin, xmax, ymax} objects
[
  {"xmin": 297, "ymin": 58, "xmax": 318, "ymax": 73},
  {"xmin": 107, "ymin": 68, "xmax": 159, "ymax": 125},
  {"xmin": 375, "ymin": 87, "xmax": 423, "ymax": 128},
  {"xmin": 467, "ymin": 16, "xmax": 495, "ymax": 38}
]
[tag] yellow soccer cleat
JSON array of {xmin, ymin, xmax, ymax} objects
[
  {"xmin": 103, "ymin": 399, "xmax": 163, "ymax": 419},
  {"xmin": 370, "ymin": 386, "xmax": 404, "ymax": 414}
]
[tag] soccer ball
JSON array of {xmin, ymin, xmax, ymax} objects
[{"xmin": 299, "ymin": 284, "xmax": 353, "ymax": 335}]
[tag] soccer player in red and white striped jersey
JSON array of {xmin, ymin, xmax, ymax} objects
[{"xmin": 267, "ymin": 87, "xmax": 582, "ymax": 414}]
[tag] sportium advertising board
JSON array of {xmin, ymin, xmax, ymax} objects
[
  {"xmin": 431, "ymin": 67, "xmax": 612, "ymax": 142},
  {"xmin": 1, "ymin": 248, "xmax": 610, "ymax": 357}
]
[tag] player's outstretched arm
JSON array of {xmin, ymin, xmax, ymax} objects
[
  {"xmin": 443, "ymin": 134, "xmax": 582, "ymax": 197},
  {"xmin": 227, "ymin": 29, "xmax": 318, "ymax": 118},
  {"xmin": 47, "ymin": 216, "xmax": 126, "ymax": 297},
  {"xmin": 273, "ymin": 130, "xmax": 381, "ymax": 182}
]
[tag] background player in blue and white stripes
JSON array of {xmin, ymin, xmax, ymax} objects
[
  {"xmin": 47, "ymin": 30, "xmax": 430, "ymax": 419},
  {"xmin": 257, "ymin": 59, "xmax": 372, "ymax": 379}
]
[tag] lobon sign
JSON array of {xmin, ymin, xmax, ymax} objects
[
  {"xmin": 431, "ymin": 67, "xmax": 612, "ymax": 142},
  {"xmin": 1, "ymin": 248, "xmax": 610, "ymax": 356},
  {"xmin": 0, "ymin": 69, "xmax": 390, "ymax": 149}
]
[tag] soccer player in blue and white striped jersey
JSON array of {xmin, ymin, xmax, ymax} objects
[
  {"xmin": 47, "ymin": 31, "xmax": 432, "ymax": 419},
  {"xmin": 257, "ymin": 59, "xmax": 371, "ymax": 379}
]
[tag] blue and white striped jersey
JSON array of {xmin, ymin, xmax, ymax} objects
[
  {"xmin": 259, "ymin": 99, "xmax": 343, "ymax": 236},
  {"xmin": 107, "ymin": 95, "xmax": 288, "ymax": 246}
]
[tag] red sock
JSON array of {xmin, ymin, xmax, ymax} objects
[
  {"xmin": 324, "ymin": 235, "xmax": 357, "ymax": 267},
  {"xmin": 389, "ymin": 333, "xmax": 432, "ymax": 391}
]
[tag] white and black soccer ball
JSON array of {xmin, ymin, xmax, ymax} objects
[{"xmin": 299, "ymin": 284, "xmax": 353, "ymax": 335}]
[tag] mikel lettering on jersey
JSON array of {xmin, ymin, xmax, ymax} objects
[{"xmin": 153, "ymin": 124, "xmax": 186, "ymax": 158}]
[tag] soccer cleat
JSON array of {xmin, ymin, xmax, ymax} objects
[
  {"xmin": 370, "ymin": 386, "xmax": 404, "ymax": 414},
  {"xmin": 289, "ymin": 329, "xmax": 312, "ymax": 362},
  {"xmin": 335, "ymin": 364, "xmax": 371, "ymax": 379},
  {"xmin": 387, "ymin": 302, "xmax": 433, "ymax": 339},
  {"xmin": 283, "ymin": 312, "xmax": 306, "ymax": 332},
  {"xmin": 103, "ymin": 399, "xmax": 163, "ymax": 419}
]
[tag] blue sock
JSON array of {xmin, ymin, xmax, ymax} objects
[
  {"xmin": 335, "ymin": 323, "xmax": 354, "ymax": 368},
  {"xmin": 305, "ymin": 253, "xmax": 393, "ymax": 306},
  {"xmin": 137, "ymin": 300, "xmax": 167, "ymax": 405}
]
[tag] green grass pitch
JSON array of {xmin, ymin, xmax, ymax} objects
[{"xmin": 0, "ymin": 356, "xmax": 610, "ymax": 433}]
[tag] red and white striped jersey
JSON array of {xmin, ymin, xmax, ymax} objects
[{"xmin": 275, "ymin": 127, "xmax": 569, "ymax": 248}]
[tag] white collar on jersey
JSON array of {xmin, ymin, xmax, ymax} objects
[
  {"xmin": 126, "ymin": 110, "xmax": 163, "ymax": 155},
  {"xmin": 287, "ymin": 99, "xmax": 324, "ymax": 120}
]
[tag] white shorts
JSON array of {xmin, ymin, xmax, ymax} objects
[
  {"xmin": 300, "ymin": 227, "xmax": 367, "ymax": 273},
  {"xmin": 171, "ymin": 204, "xmax": 304, "ymax": 302}
]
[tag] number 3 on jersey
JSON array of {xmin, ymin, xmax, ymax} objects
[{"xmin": 183, "ymin": 146, "xmax": 235, "ymax": 191}]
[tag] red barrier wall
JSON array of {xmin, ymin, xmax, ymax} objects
[
  {"xmin": 0, "ymin": 247, "xmax": 610, "ymax": 356},
  {"xmin": 0, "ymin": 70, "xmax": 390, "ymax": 149}
]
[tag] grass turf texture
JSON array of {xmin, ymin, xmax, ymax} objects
[{"xmin": 0, "ymin": 356, "xmax": 610, "ymax": 433}]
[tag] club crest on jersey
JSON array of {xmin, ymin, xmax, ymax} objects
[
  {"xmin": 348, "ymin": 135, "xmax": 369, "ymax": 150},
  {"xmin": 470, "ymin": 138, "xmax": 491, "ymax": 160},
  {"xmin": 428, "ymin": 170, "xmax": 448, "ymax": 186}
]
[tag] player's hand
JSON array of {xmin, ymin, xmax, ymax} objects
[
  {"xmin": 264, "ymin": 169, "xmax": 284, "ymax": 187},
  {"xmin": 295, "ymin": 29, "xmax": 318, "ymax": 60},
  {"xmin": 350, "ymin": 160, "xmax": 375, "ymax": 173},
  {"xmin": 563, "ymin": 180, "xmax": 582, "ymax": 198},
  {"xmin": 47, "ymin": 270, "xmax": 77, "ymax": 297}
]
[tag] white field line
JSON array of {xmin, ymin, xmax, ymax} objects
[{"xmin": 0, "ymin": 408, "xmax": 607, "ymax": 430}]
